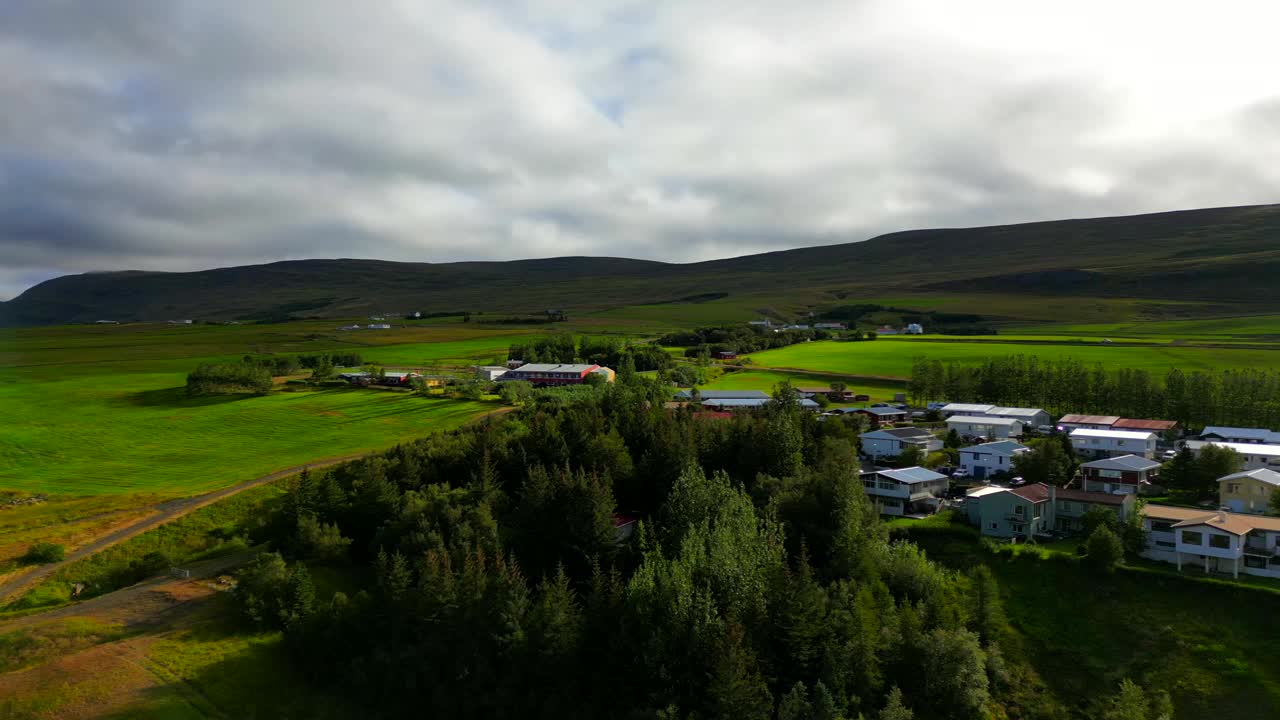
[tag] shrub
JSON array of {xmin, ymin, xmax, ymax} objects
[
  {"xmin": 20, "ymin": 543, "xmax": 65, "ymax": 565},
  {"xmin": 1085, "ymin": 526, "xmax": 1124, "ymax": 573}
]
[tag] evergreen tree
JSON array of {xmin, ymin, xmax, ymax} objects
[
  {"xmin": 706, "ymin": 622, "xmax": 773, "ymax": 720},
  {"xmin": 778, "ymin": 682, "xmax": 813, "ymax": 720},
  {"xmin": 811, "ymin": 681, "xmax": 842, "ymax": 720},
  {"xmin": 879, "ymin": 687, "xmax": 913, "ymax": 720},
  {"xmin": 968, "ymin": 565, "xmax": 1003, "ymax": 645}
]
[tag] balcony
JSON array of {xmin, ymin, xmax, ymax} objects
[{"xmin": 1244, "ymin": 542, "xmax": 1278, "ymax": 557}]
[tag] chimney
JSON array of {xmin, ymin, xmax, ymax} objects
[
  {"xmin": 1217, "ymin": 509, "xmax": 1229, "ymax": 523},
  {"xmin": 1048, "ymin": 484, "xmax": 1057, "ymax": 504}
]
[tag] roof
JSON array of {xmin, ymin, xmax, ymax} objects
[
  {"xmin": 1009, "ymin": 484, "xmax": 1050, "ymax": 502},
  {"xmin": 1145, "ymin": 505, "xmax": 1280, "ymax": 534},
  {"xmin": 675, "ymin": 389, "xmax": 770, "ymax": 400},
  {"xmin": 508, "ymin": 363, "xmax": 598, "ymax": 373},
  {"xmin": 987, "ymin": 407, "xmax": 1047, "ymax": 418},
  {"xmin": 965, "ymin": 485, "xmax": 1006, "ymax": 498},
  {"xmin": 960, "ymin": 440, "xmax": 1029, "ymax": 455},
  {"xmin": 1112, "ymin": 418, "xmax": 1179, "ymax": 432},
  {"xmin": 1173, "ymin": 512, "xmax": 1265, "ymax": 536},
  {"xmin": 1058, "ymin": 414, "xmax": 1121, "ymax": 426},
  {"xmin": 876, "ymin": 467, "xmax": 948, "ymax": 484},
  {"xmin": 864, "ymin": 427, "xmax": 935, "ymax": 441},
  {"xmin": 946, "ymin": 415, "xmax": 1020, "ymax": 426},
  {"xmin": 612, "ymin": 514, "xmax": 638, "ymax": 528},
  {"xmin": 701, "ymin": 398, "xmax": 819, "ymax": 408},
  {"xmin": 1069, "ymin": 428, "xmax": 1156, "ymax": 441},
  {"xmin": 941, "ymin": 403, "xmax": 996, "ymax": 414},
  {"xmin": 859, "ymin": 406, "xmax": 908, "ymax": 417},
  {"xmin": 1217, "ymin": 468, "xmax": 1280, "ymax": 487},
  {"xmin": 1184, "ymin": 440, "xmax": 1280, "ymax": 458},
  {"xmin": 1080, "ymin": 454, "xmax": 1162, "ymax": 472},
  {"xmin": 1200, "ymin": 426, "xmax": 1280, "ymax": 443},
  {"xmin": 1054, "ymin": 486, "xmax": 1127, "ymax": 505}
]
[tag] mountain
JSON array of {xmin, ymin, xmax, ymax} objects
[{"xmin": 3, "ymin": 204, "xmax": 1279, "ymax": 327}]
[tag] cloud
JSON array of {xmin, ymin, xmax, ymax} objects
[{"xmin": 2, "ymin": 0, "xmax": 1279, "ymax": 299}]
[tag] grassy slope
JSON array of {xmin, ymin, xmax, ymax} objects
[
  {"xmin": 700, "ymin": 369, "xmax": 905, "ymax": 400},
  {"xmin": 747, "ymin": 337, "xmax": 1280, "ymax": 379}
]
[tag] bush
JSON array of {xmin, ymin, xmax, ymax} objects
[
  {"xmin": 1085, "ymin": 526, "xmax": 1124, "ymax": 573},
  {"xmin": 20, "ymin": 543, "xmax": 65, "ymax": 565},
  {"xmin": 186, "ymin": 363, "xmax": 272, "ymax": 395}
]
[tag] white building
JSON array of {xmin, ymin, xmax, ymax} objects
[
  {"xmin": 475, "ymin": 366, "xmax": 508, "ymax": 381},
  {"xmin": 1199, "ymin": 426, "xmax": 1280, "ymax": 444},
  {"xmin": 946, "ymin": 415, "xmax": 1024, "ymax": 439},
  {"xmin": 1183, "ymin": 440, "xmax": 1280, "ymax": 471},
  {"xmin": 860, "ymin": 428, "xmax": 943, "ymax": 460},
  {"xmin": 939, "ymin": 403, "xmax": 996, "ymax": 418},
  {"xmin": 957, "ymin": 440, "xmax": 1030, "ymax": 480},
  {"xmin": 905, "ymin": 323, "xmax": 924, "ymax": 334},
  {"xmin": 1142, "ymin": 505, "xmax": 1280, "ymax": 579},
  {"xmin": 860, "ymin": 467, "xmax": 949, "ymax": 517},
  {"xmin": 1069, "ymin": 428, "xmax": 1157, "ymax": 459},
  {"xmin": 986, "ymin": 407, "xmax": 1052, "ymax": 429}
]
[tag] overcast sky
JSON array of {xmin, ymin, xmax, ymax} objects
[{"xmin": 3, "ymin": 1, "xmax": 1279, "ymax": 299}]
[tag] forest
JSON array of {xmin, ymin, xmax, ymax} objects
[
  {"xmin": 226, "ymin": 376, "xmax": 1167, "ymax": 719},
  {"xmin": 659, "ymin": 325, "xmax": 833, "ymax": 358},
  {"xmin": 907, "ymin": 355, "xmax": 1280, "ymax": 428}
]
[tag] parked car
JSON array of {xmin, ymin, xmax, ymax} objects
[
  {"xmin": 1009, "ymin": 476, "xmax": 1026, "ymax": 486},
  {"xmin": 1036, "ymin": 424, "xmax": 1056, "ymax": 434},
  {"xmin": 1162, "ymin": 449, "xmax": 1177, "ymax": 460},
  {"xmin": 951, "ymin": 468, "xmax": 970, "ymax": 480}
]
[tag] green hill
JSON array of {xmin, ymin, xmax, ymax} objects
[{"xmin": 4, "ymin": 203, "xmax": 1279, "ymax": 327}]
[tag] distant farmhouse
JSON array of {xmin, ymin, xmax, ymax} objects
[{"xmin": 499, "ymin": 363, "xmax": 611, "ymax": 387}]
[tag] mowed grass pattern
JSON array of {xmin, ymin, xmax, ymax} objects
[{"xmin": 748, "ymin": 338, "xmax": 1280, "ymax": 379}]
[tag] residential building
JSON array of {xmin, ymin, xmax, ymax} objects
[
  {"xmin": 1069, "ymin": 428, "xmax": 1157, "ymax": 459},
  {"xmin": 1080, "ymin": 455, "xmax": 1163, "ymax": 495},
  {"xmin": 939, "ymin": 403, "xmax": 996, "ymax": 418},
  {"xmin": 855, "ymin": 406, "xmax": 909, "ymax": 426},
  {"xmin": 958, "ymin": 440, "xmax": 1029, "ymax": 480},
  {"xmin": 673, "ymin": 389, "xmax": 770, "ymax": 401},
  {"xmin": 1183, "ymin": 440, "xmax": 1280, "ymax": 471},
  {"xmin": 860, "ymin": 467, "xmax": 948, "ymax": 516},
  {"xmin": 747, "ymin": 319, "xmax": 773, "ymax": 328},
  {"xmin": 798, "ymin": 387, "xmax": 856, "ymax": 402},
  {"xmin": 875, "ymin": 326, "xmax": 900, "ymax": 335},
  {"xmin": 986, "ymin": 407, "xmax": 1052, "ymax": 428},
  {"xmin": 861, "ymin": 428, "xmax": 943, "ymax": 460},
  {"xmin": 967, "ymin": 483, "xmax": 1134, "ymax": 538},
  {"xmin": 1057, "ymin": 414, "xmax": 1120, "ymax": 431},
  {"xmin": 1218, "ymin": 468, "xmax": 1280, "ymax": 514},
  {"xmin": 498, "ymin": 363, "xmax": 601, "ymax": 386},
  {"xmin": 946, "ymin": 415, "xmax": 1024, "ymax": 439},
  {"xmin": 905, "ymin": 323, "xmax": 924, "ymax": 334},
  {"xmin": 1199, "ymin": 426, "xmax": 1280, "ymax": 444},
  {"xmin": 1112, "ymin": 418, "xmax": 1180, "ymax": 435},
  {"xmin": 474, "ymin": 366, "xmax": 508, "ymax": 381},
  {"xmin": 964, "ymin": 486, "xmax": 1006, "ymax": 526},
  {"xmin": 1141, "ymin": 505, "xmax": 1280, "ymax": 579}
]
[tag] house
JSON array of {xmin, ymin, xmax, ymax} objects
[
  {"xmin": 861, "ymin": 428, "xmax": 943, "ymax": 460},
  {"xmin": 875, "ymin": 326, "xmax": 900, "ymax": 335},
  {"xmin": 860, "ymin": 467, "xmax": 949, "ymax": 516},
  {"xmin": 939, "ymin": 403, "xmax": 996, "ymax": 418},
  {"xmin": 968, "ymin": 483, "xmax": 1134, "ymax": 539},
  {"xmin": 612, "ymin": 514, "xmax": 638, "ymax": 543},
  {"xmin": 716, "ymin": 351, "xmax": 738, "ymax": 360},
  {"xmin": 905, "ymin": 323, "xmax": 924, "ymax": 334},
  {"xmin": 498, "ymin": 363, "xmax": 601, "ymax": 386},
  {"xmin": 747, "ymin": 320, "xmax": 773, "ymax": 328},
  {"xmin": 1199, "ymin": 426, "xmax": 1280, "ymax": 444},
  {"xmin": 474, "ymin": 366, "xmax": 508, "ymax": 381},
  {"xmin": 506, "ymin": 359, "xmax": 525, "ymax": 369},
  {"xmin": 1141, "ymin": 505, "xmax": 1280, "ymax": 579},
  {"xmin": 1057, "ymin": 414, "xmax": 1121, "ymax": 431},
  {"xmin": 1069, "ymin": 428, "xmax": 1157, "ymax": 459},
  {"xmin": 958, "ymin": 440, "xmax": 1030, "ymax": 480},
  {"xmin": 986, "ymin": 407, "xmax": 1052, "ymax": 428},
  {"xmin": 367, "ymin": 323, "xmax": 392, "ymax": 329},
  {"xmin": 1112, "ymin": 418, "xmax": 1180, "ymax": 435},
  {"xmin": 946, "ymin": 415, "xmax": 1023, "ymax": 439},
  {"xmin": 674, "ymin": 389, "xmax": 770, "ymax": 401},
  {"xmin": 338, "ymin": 371, "xmax": 427, "ymax": 387},
  {"xmin": 1183, "ymin": 440, "xmax": 1280, "ymax": 471},
  {"xmin": 964, "ymin": 486, "xmax": 1007, "ymax": 526},
  {"xmin": 1080, "ymin": 455, "xmax": 1163, "ymax": 495},
  {"xmin": 855, "ymin": 406, "xmax": 909, "ymax": 426},
  {"xmin": 1217, "ymin": 468, "xmax": 1280, "ymax": 514}
]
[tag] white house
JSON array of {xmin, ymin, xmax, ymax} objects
[
  {"xmin": 958, "ymin": 440, "xmax": 1030, "ymax": 480},
  {"xmin": 946, "ymin": 415, "xmax": 1023, "ymax": 439},
  {"xmin": 1057, "ymin": 414, "xmax": 1120, "ymax": 431},
  {"xmin": 1199, "ymin": 426, "xmax": 1280, "ymax": 444},
  {"xmin": 860, "ymin": 467, "xmax": 949, "ymax": 516},
  {"xmin": 860, "ymin": 428, "xmax": 943, "ymax": 460},
  {"xmin": 1141, "ymin": 505, "xmax": 1280, "ymax": 579},
  {"xmin": 939, "ymin": 403, "xmax": 996, "ymax": 418},
  {"xmin": 475, "ymin": 366, "xmax": 509, "ymax": 381},
  {"xmin": 1183, "ymin": 440, "xmax": 1280, "ymax": 471},
  {"xmin": 1069, "ymin": 428, "xmax": 1157, "ymax": 459},
  {"xmin": 986, "ymin": 407, "xmax": 1052, "ymax": 429}
]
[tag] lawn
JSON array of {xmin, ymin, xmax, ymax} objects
[
  {"xmin": 700, "ymin": 369, "xmax": 905, "ymax": 401},
  {"xmin": 747, "ymin": 337, "xmax": 1280, "ymax": 379}
]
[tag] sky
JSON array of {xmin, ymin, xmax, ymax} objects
[{"xmin": 3, "ymin": 1, "xmax": 1279, "ymax": 300}]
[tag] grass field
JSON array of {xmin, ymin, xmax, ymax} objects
[
  {"xmin": 748, "ymin": 337, "xmax": 1280, "ymax": 379},
  {"xmin": 701, "ymin": 369, "xmax": 905, "ymax": 401}
]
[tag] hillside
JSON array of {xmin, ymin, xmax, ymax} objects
[{"xmin": 3, "ymin": 204, "xmax": 1279, "ymax": 326}]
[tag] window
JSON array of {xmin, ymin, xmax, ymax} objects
[
  {"xmin": 1227, "ymin": 483, "xmax": 1241, "ymax": 494},
  {"xmin": 1014, "ymin": 506, "xmax": 1024, "ymax": 516},
  {"xmin": 1151, "ymin": 521, "xmax": 1173, "ymax": 532},
  {"xmin": 1182, "ymin": 531, "xmax": 1203, "ymax": 546},
  {"xmin": 989, "ymin": 522, "xmax": 998, "ymax": 530},
  {"xmin": 1156, "ymin": 540, "xmax": 1175, "ymax": 548},
  {"xmin": 1209, "ymin": 535, "xmax": 1231, "ymax": 550}
]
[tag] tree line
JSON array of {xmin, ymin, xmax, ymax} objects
[
  {"xmin": 226, "ymin": 377, "xmax": 1057, "ymax": 719},
  {"xmin": 907, "ymin": 355, "xmax": 1280, "ymax": 429},
  {"xmin": 659, "ymin": 325, "xmax": 834, "ymax": 358},
  {"xmin": 508, "ymin": 335, "xmax": 674, "ymax": 372}
]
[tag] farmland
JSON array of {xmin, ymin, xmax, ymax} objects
[
  {"xmin": 700, "ymin": 369, "xmax": 905, "ymax": 401},
  {"xmin": 747, "ymin": 336, "xmax": 1280, "ymax": 379}
]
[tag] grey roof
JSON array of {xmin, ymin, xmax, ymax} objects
[
  {"xmin": 987, "ymin": 406, "xmax": 1047, "ymax": 418},
  {"xmin": 941, "ymin": 403, "xmax": 996, "ymax": 414},
  {"xmin": 701, "ymin": 397, "xmax": 819, "ymax": 409},
  {"xmin": 1201, "ymin": 426, "xmax": 1280, "ymax": 443},
  {"xmin": 860, "ymin": 406, "xmax": 908, "ymax": 417},
  {"xmin": 1217, "ymin": 468, "xmax": 1280, "ymax": 487},
  {"xmin": 1081, "ymin": 454, "xmax": 1161, "ymax": 472},
  {"xmin": 676, "ymin": 389, "xmax": 770, "ymax": 400},
  {"xmin": 959, "ymin": 440, "xmax": 1029, "ymax": 456},
  {"xmin": 864, "ymin": 427, "xmax": 935, "ymax": 441},
  {"xmin": 947, "ymin": 415, "xmax": 1020, "ymax": 426},
  {"xmin": 877, "ymin": 467, "xmax": 948, "ymax": 484},
  {"xmin": 507, "ymin": 363, "xmax": 597, "ymax": 373}
]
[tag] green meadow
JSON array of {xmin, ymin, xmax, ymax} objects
[
  {"xmin": 701, "ymin": 369, "xmax": 905, "ymax": 401},
  {"xmin": 747, "ymin": 337, "xmax": 1280, "ymax": 379}
]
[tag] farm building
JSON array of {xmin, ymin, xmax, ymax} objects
[
  {"xmin": 673, "ymin": 389, "xmax": 770, "ymax": 401},
  {"xmin": 797, "ymin": 387, "xmax": 857, "ymax": 402},
  {"xmin": 498, "ymin": 363, "xmax": 601, "ymax": 386},
  {"xmin": 1057, "ymin": 414, "xmax": 1120, "ymax": 431},
  {"xmin": 946, "ymin": 415, "xmax": 1023, "ymax": 439},
  {"xmin": 957, "ymin": 440, "xmax": 1029, "ymax": 480},
  {"xmin": 939, "ymin": 403, "xmax": 996, "ymax": 418},
  {"xmin": 905, "ymin": 323, "xmax": 924, "ymax": 334},
  {"xmin": 813, "ymin": 322, "xmax": 847, "ymax": 330},
  {"xmin": 716, "ymin": 351, "xmax": 738, "ymax": 360},
  {"xmin": 860, "ymin": 427, "xmax": 942, "ymax": 460},
  {"xmin": 1080, "ymin": 454, "xmax": 1163, "ymax": 495},
  {"xmin": 474, "ymin": 366, "xmax": 508, "ymax": 381},
  {"xmin": 1069, "ymin": 428, "xmax": 1157, "ymax": 459},
  {"xmin": 1184, "ymin": 440, "xmax": 1280, "ymax": 472}
]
